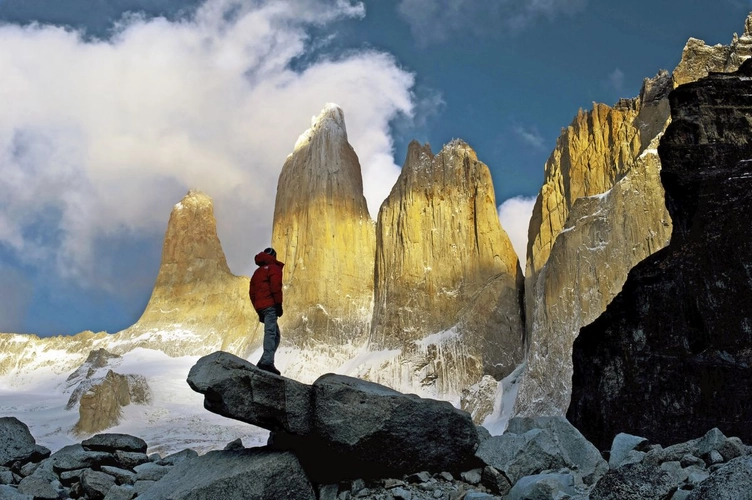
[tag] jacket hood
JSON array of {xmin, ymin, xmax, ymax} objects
[{"xmin": 255, "ymin": 251, "xmax": 284, "ymax": 267}]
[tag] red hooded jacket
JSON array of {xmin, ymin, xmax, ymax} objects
[{"xmin": 249, "ymin": 251, "xmax": 284, "ymax": 311}]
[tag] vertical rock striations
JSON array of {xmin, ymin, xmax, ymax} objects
[
  {"xmin": 516, "ymin": 75, "xmax": 673, "ymax": 416},
  {"xmin": 272, "ymin": 104, "xmax": 376, "ymax": 350},
  {"xmin": 567, "ymin": 59, "xmax": 752, "ymax": 450},
  {"xmin": 368, "ymin": 140, "xmax": 524, "ymax": 404},
  {"xmin": 517, "ymin": 13, "xmax": 752, "ymax": 417},
  {"xmin": 123, "ymin": 190, "xmax": 259, "ymax": 356}
]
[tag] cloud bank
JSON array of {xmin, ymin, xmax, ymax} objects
[
  {"xmin": 397, "ymin": 0, "xmax": 587, "ymax": 45},
  {"xmin": 0, "ymin": 0, "xmax": 415, "ymax": 296},
  {"xmin": 498, "ymin": 195, "xmax": 536, "ymax": 266}
]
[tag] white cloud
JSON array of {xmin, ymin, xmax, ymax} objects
[
  {"xmin": 607, "ymin": 67, "xmax": 625, "ymax": 94},
  {"xmin": 513, "ymin": 125, "xmax": 546, "ymax": 150},
  {"xmin": 0, "ymin": 0, "xmax": 415, "ymax": 292},
  {"xmin": 397, "ymin": 0, "xmax": 587, "ymax": 45},
  {"xmin": 498, "ymin": 196, "xmax": 537, "ymax": 267}
]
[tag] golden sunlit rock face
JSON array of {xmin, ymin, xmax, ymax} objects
[
  {"xmin": 124, "ymin": 189, "xmax": 260, "ymax": 357},
  {"xmin": 368, "ymin": 140, "xmax": 524, "ymax": 403},
  {"xmin": 672, "ymin": 13, "xmax": 752, "ymax": 87},
  {"xmin": 272, "ymin": 104, "xmax": 376, "ymax": 348},
  {"xmin": 516, "ymin": 15, "xmax": 752, "ymax": 417},
  {"xmin": 517, "ymin": 77, "xmax": 674, "ymax": 416}
]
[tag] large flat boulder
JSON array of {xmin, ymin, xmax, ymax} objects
[
  {"xmin": 137, "ymin": 449, "xmax": 314, "ymax": 500},
  {"xmin": 188, "ymin": 351, "xmax": 480, "ymax": 481},
  {"xmin": 186, "ymin": 351, "xmax": 313, "ymax": 435},
  {"xmin": 306, "ymin": 374, "xmax": 480, "ymax": 480}
]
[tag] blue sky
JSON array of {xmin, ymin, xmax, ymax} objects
[{"xmin": 0, "ymin": 0, "xmax": 750, "ymax": 337}]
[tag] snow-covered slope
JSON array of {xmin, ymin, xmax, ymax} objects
[{"xmin": 0, "ymin": 348, "xmax": 269, "ymax": 456}]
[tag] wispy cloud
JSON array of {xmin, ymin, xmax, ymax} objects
[
  {"xmin": 513, "ymin": 125, "xmax": 546, "ymax": 150},
  {"xmin": 0, "ymin": 0, "xmax": 415, "ymax": 296},
  {"xmin": 607, "ymin": 67, "xmax": 625, "ymax": 95},
  {"xmin": 498, "ymin": 196, "xmax": 537, "ymax": 266},
  {"xmin": 397, "ymin": 0, "xmax": 587, "ymax": 45}
]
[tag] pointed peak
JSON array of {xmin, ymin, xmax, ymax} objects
[
  {"xmin": 174, "ymin": 189, "xmax": 212, "ymax": 211},
  {"xmin": 441, "ymin": 139, "xmax": 478, "ymax": 161},
  {"xmin": 293, "ymin": 103, "xmax": 348, "ymax": 152},
  {"xmin": 745, "ymin": 12, "xmax": 752, "ymax": 37}
]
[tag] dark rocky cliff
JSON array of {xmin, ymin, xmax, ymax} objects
[{"xmin": 567, "ymin": 59, "xmax": 752, "ymax": 451}]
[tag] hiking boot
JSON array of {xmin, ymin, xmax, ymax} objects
[{"xmin": 257, "ymin": 363, "xmax": 281, "ymax": 376}]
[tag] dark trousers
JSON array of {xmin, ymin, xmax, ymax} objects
[{"xmin": 258, "ymin": 306, "xmax": 280, "ymax": 366}]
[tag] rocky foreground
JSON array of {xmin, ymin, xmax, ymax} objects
[{"xmin": 2, "ymin": 351, "xmax": 751, "ymax": 500}]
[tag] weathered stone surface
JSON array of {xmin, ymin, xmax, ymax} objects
[
  {"xmin": 476, "ymin": 416, "xmax": 606, "ymax": 485},
  {"xmin": 17, "ymin": 475, "xmax": 61, "ymax": 499},
  {"xmin": 272, "ymin": 104, "xmax": 375, "ymax": 351},
  {"xmin": 672, "ymin": 13, "xmax": 752, "ymax": 86},
  {"xmin": 81, "ymin": 469, "xmax": 117, "ymax": 500},
  {"xmin": 305, "ymin": 373, "xmax": 480, "ymax": 481},
  {"xmin": 138, "ymin": 449, "xmax": 315, "ymax": 500},
  {"xmin": 113, "ymin": 451, "xmax": 150, "ymax": 469},
  {"xmin": 100, "ymin": 466, "xmax": 136, "ymax": 485},
  {"xmin": 568, "ymin": 60, "xmax": 752, "ymax": 450},
  {"xmin": 609, "ymin": 433, "xmax": 650, "ymax": 468},
  {"xmin": 368, "ymin": 140, "xmax": 523, "ymax": 404},
  {"xmin": 186, "ymin": 351, "xmax": 313, "ymax": 435},
  {"xmin": 103, "ymin": 484, "xmax": 137, "ymax": 500},
  {"xmin": 0, "ymin": 484, "xmax": 32, "ymax": 499},
  {"xmin": 156, "ymin": 449, "xmax": 198, "ymax": 466},
  {"xmin": 133, "ymin": 462, "xmax": 171, "ymax": 482},
  {"xmin": 83, "ymin": 433, "xmax": 147, "ymax": 454},
  {"xmin": 687, "ymin": 455, "xmax": 752, "ymax": 500},
  {"xmin": 49, "ymin": 444, "xmax": 115, "ymax": 473},
  {"xmin": 516, "ymin": 126, "xmax": 672, "ymax": 416},
  {"xmin": 589, "ymin": 463, "xmax": 676, "ymax": 500},
  {"xmin": 0, "ymin": 418, "xmax": 38, "ymax": 467},
  {"xmin": 506, "ymin": 472, "xmax": 577, "ymax": 500}
]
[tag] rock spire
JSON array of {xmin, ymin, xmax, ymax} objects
[
  {"xmin": 367, "ymin": 139, "xmax": 524, "ymax": 405},
  {"xmin": 123, "ymin": 189, "xmax": 259, "ymax": 356},
  {"xmin": 271, "ymin": 104, "xmax": 376, "ymax": 351}
]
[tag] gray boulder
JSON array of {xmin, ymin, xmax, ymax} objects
[
  {"xmin": 157, "ymin": 449, "xmax": 198, "ymax": 466},
  {"xmin": 306, "ymin": 373, "xmax": 479, "ymax": 481},
  {"xmin": 17, "ymin": 475, "xmax": 61, "ymax": 499},
  {"xmin": 0, "ymin": 484, "xmax": 33, "ymax": 499},
  {"xmin": 476, "ymin": 416, "xmax": 606, "ymax": 485},
  {"xmin": 81, "ymin": 469, "xmax": 117, "ymax": 499},
  {"xmin": 104, "ymin": 484, "xmax": 137, "ymax": 500},
  {"xmin": 186, "ymin": 351, "xmax": 313, "ymax": 435},
  {"xmin": 137, "ymin": 448, "xmax": 315, "ymax": 500},
  {"xmin": 590, "ymin": 462, "xmax": 677, "ymax": 500},
  {"xmin": 0, "ymin": 417, "xmax": 39, "ymax": 467},
  {"xmin": 687, "ymin": 455, "xmax": 752, "ymax": 500},
  {"xmin": 134, "ymin": 462, "xmax": 172, "ymax": 482},
  {"xmin": 114, "ymin": 450, "xmax": 151, "ymax": 469},
  {"xmin": 82, "ymin": 433, "xmax": 147, "ymax": 454},
  {"xmin": 505, "ymin": 472, "xmax": 577, "ymax": 500},
  {"xmin": 609, "ymin": 433, "xmax": 649, "ymax": 468},
  {"xmin": 188, "ymin": 351, "xmax": 480, "ymax": 482},
  {"xmin": 48, "ymin": 444, "xmax": 115, "ymax": 472}
]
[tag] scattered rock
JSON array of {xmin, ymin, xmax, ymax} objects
[
  {"xmin": 81, "ymin": 469, "xmax": 117, "ymax": 500},
  {"xmin": 687, "ymin": 455, "xmax": 752, "ymax": 499},
  {"xmin": 82, "ymin": 433, "xmax": 148, "ymax": 454},
  {"xmin": 589, "ymin": 463, "xmax": 677, "ymax": 500},
  {"xmin": 609, "ymin": 433, "xmax": 650, "ymax": 468},
  {"xmin": 506, "ymin": 472, "xmax": 577, "ymax": 500}
]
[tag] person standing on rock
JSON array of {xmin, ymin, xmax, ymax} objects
[{"xmin": 249, "ymin": 247, "xmax": 284, "ymax": 375}]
